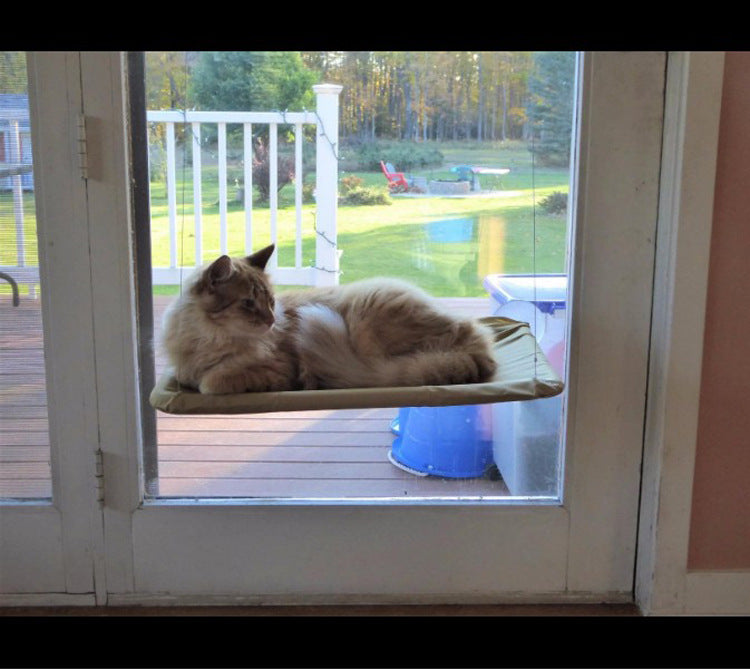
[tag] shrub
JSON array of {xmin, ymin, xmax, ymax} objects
[
  {"xmin": 338, "ymin": 176, "xmax": 391, "ymax": 206},
  {"xmin": 539, "ymin": 191, "xmax": 568, "ymax": 215},
  {"xmin": 252, "ymin": 138, "xmax": 295, "ymax": 202},
  {"xmin": 302, "ymin": 181, "xmax": 315, "ymax": 203},
  {"xmin": 344, "ymin": 140, "xmax": 444, "ymax": 172}
]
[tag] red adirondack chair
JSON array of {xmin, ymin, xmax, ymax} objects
[{"xmin": 380, "ymin": 161, "xmax": 410, "ymax": 191}]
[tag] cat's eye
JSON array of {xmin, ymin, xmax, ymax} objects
[{"xmin": 241, "ymin": 298, "xmax": 255, "ymax": 310}]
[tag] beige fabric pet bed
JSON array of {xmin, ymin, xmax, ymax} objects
[{"xmin": 149, "ymin": 317, "xmax": 564, "ymax": 415}]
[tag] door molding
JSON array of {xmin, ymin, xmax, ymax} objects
[
  {"xmin": 0, "ymin": 53, "xmax": 121, "ymax": 605},
  {"xmin": 4, "ymin": 52, "xmax": 681, "ymax": 606},
  {"xmin": 634, "ymin": 52, "xmax": 748, "ymax": 614},
  {"xmin": 110, "ymin": 52, "xmax": 665, "ymax": 604}
]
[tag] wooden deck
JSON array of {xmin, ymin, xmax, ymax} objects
[{"xmin": 1, "ymin": 292, "xmax": 509, "ymax": 499}]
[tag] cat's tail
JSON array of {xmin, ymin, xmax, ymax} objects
[{"xmin": 294, "ymin": 304, "xmax": 496, "ymax": 389}]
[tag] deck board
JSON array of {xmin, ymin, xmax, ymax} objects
[{"xmin": 1, "ymin": 292, "xmax": 509, "ymax": 499}]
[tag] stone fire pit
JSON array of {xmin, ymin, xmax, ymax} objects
[{"xmin": 428, "ymin": 179, "xmax": 471, "ymax": 195}]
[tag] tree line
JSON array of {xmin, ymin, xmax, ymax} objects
[
  {"xmin": 2, "ymin": 52, "xmax": 573, "ymax": 152},
  {"xmin": 146, "ymin": 51, "xmax": 576, "ymax": 161},
  {"xmin": 302, "ymin": 51, "xmax": 536, "ymax": 143}
]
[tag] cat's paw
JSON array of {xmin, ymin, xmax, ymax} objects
[
  {"xmin": 198, "ymin": 379, "xmax": 226, "ymax": 394},
  {"xmin": 198, "ymin": 374, "xmax": 245, "ymax": 394},
  {"xmin": 198, "ymin": 380, "xmax": 222, "ymax": 394},
  {"xmin": 472, "ymin": 352, "xmax": 497, "ymax": 382},
  {"xmin": 297, "ymin": 364, "xmax": 320, "ymax": 390}
]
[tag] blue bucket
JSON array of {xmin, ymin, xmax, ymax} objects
[
  {"xmin": 390, "ymin": 407, "xmax": 410, "ymax": 436},
  {"xmin": 389, "ymin": 405, "xmax": 494, "ymax": 478}
]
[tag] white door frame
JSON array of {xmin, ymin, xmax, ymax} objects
[
  {"xmin": 0, "ymin": 53, "xmax": 103, "ymax": 605},
  {"xmin": 636, "ymin": 52, "xmax": 750, "ymax": 615},
  {"xmin": 103, "ymin": 51, "xmax": 664, "ymax": 605},
  {"xmin": 10, "ymin": 51, "xmax": 740, "ymax": 610}
]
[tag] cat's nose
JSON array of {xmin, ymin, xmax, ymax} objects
[{"xmin": 263, "ymin": 312, "xmax": 275, "ymax": 327}]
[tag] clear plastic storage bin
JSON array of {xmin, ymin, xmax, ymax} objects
[{"xmin": 483, "ymin": 274, "xmax": 568, "ymax": 495}]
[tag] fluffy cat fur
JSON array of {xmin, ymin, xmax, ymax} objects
[{"xmin": 161, "ymin": 244, "xmax": 497, "ymax": 394}]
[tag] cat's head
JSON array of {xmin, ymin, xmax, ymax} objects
[{"xmin": 190, "ymin": 244, "xmax": 277, "ymax": 333}]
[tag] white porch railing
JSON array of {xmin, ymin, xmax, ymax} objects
[
  {"xmin": 1, "ymin": 84, "xmax": 342, "ymax": 302},
  {"xmin": 0, "ymin": 111, "xmax": 38, "ymax": 302},
  {"xmin": 146, "ymin": 83, "xmax": 343, "ymax": 288}
]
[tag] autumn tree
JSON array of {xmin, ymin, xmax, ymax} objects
[
  {"xmin": 145, "ymin": 51, "xmax": 194, "ymax": 110},
  {"xmin": 144, "ymin": 51, "xmax": 551, "ymax": 145},
  {"xmin": 190, "ymin": 52, "xmax": 317, "ymax": 112}
]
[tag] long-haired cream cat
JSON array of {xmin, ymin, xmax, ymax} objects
[{"xmin": 161, "ymin": 244, "xmax": 497, "ymax": 394}]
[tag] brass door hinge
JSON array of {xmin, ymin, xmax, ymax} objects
[
  {"xmin": 77, "ymin": 114, "xmax": 88, "ymax": 180},
  {"xmin": 94, "ymin": 447, "xmax": 104, "ymax": 508}
]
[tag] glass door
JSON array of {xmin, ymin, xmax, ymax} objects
[
  {"xmin": 1, "ymin": 52, "xmax": 102, "ymax": 602},
  {"xmin": 0, "ymin": 52, "xmax": 50, "ymax": 500},
  {"xmin": 6, "ymin": 51, "xmax": 667, "ymax": 604},
  {"xmin": 142, "ymin": 51, "xmax": 574, "ymax": 502},
  {"xmin": 103, "ymin": 51, "xmax": 666, "ymax": 602}
]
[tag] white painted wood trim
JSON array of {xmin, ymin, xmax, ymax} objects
[
  {"xmin": 0, "ymin": 505, "xmax": 66, "ymax": 597},
  {"xmin": 117, "ymin": 54, "xmax": 663, "ymax": 602},
  {"xmin": 0, "ymin": 593, "xmax": 97, "ymax": 607},
  {"xmin": 295, "ymin": 122, "xmax": 303, "ymax": 269},
  {"xmin": 9, "ymin": 119, "xmax": 26, "ymax": 264},
  {"xmin": 191, "ymin": 122, "xmax": 203, "ymax": 265},
  {"xmin": 684, "ymin": 572, "xmax": 750, "ymax": 614},
  {"xmin": 165, "ymin": 122, "xmax": 177, "ymax": 269},
  {"xmin": 78, "ymin": 52, "xmax": 143, "ymax": 599},
  {"xmin": 564, "ymin": 52, "xmax": 667, "ymax": 594},
  {"xmin": 107, "ymin": 588, "xmax": 634, "ymax": 608},
  {"xmin": 269, "ymin": 122, "xmax": 278, "ymax": 272},
  {"xmin": 1, "ymin": 52, "xmax": 103, "ymax": 598},
  {"xmin": 0, "ymin": 266, "xmax": 39, "ymax": 284},
  {"xmin": 243, "ymin": 122, "xmax": 253, "ymax": 255},
  {"xmin": 148, "ymin": 110, "xmax": 317, "ymax": 125},
  {"xmin": 635, "ymin": 52, "xmax": 737, "ymax": 615},
  {"xmin": 6, "ymin": 52, "xmax": 680, "ymax": 605},
  {"xmin": 27, "ymin": 52, "xmax": 100, "ymax": 594},
  {"xmin": 129, "ymin": 504, "xmax": 572, "ymax": 599},
  {"xmin": 218, "ymin": 122, "xmax": 228, "ymax": 255},
  {"xmin": 312, "ymin": 84, "xmax": 342, "ymax": 286},
  {"xmin": 152, "ymin": 265, "xmax": 318, "ymax": 287}
]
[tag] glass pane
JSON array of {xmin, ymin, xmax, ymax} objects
[
  {"xmin": 142, "ymin": 51, "xmax": 575, "ymax": 501},
  {"xmin": 0, "ymin": 52, "xmax": 51, "ymax": 499}
]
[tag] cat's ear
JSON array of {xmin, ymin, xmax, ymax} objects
[
  {"xmin": 205, "ymin": 255, "xmax": 233, "ymax": 287},
  {"xmin": 246, "ymin": 244, "xmax": 275, "ymax": 270}
]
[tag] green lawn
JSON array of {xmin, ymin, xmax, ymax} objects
[
  {"xmin": 149, "ymin": 141, "xmax": 571, "ymax": 297},
  {"xmin": 0, "ymin": 192, "xmax": 40, "ymax": 266},
  {"xmin": 2, "ymin": 141, "xmax": 570, "ymax": 299},
  {"xmin": 0, "ymin": 191, "xmax": 40, "ymax": 299}
]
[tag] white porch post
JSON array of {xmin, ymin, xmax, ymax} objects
[
  {"xmin": 313, "ymin": 84, "xmax": 343, "ymax": 286},
  {"xmin": 10, "ymin": 120, "xmax": 25, "ymax": 268}
]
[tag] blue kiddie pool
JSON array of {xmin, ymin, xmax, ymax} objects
[{"xmin": 389, "ymin": 405, "xmax": 494, "ymax": 478}]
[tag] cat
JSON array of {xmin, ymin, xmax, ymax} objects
[{"xmin": 161, "ymin": 244, "xmax": 498, "ymax": 394}]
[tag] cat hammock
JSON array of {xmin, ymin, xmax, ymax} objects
[{"xmin": 149, "ymin": 317, "xmax": 564, "ymax": 415}]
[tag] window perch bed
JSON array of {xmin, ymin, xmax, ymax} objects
[{"xmin": 149, "ymin": 317, "xmax": 564, "ymax": 416}]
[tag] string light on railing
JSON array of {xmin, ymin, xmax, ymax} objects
[
  {"xmin": 278, "ymin": 107, "xmax": 341, "ymax": 277},
  {"xmin": 310, "ymin": 210, "xmax": 340, "ymax": 276}
]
